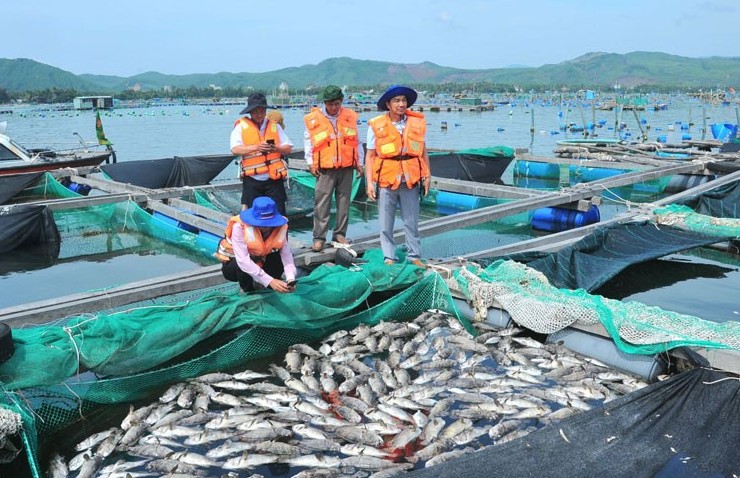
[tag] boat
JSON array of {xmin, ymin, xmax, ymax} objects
[
  {"xmin": 0, "ymin": 123, "xmax": 113, "ymax": 176},
  {"xmin": 427, "ymin": 146, "xmax": 515, "ymax": 183}
]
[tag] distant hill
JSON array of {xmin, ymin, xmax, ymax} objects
[{"xmin": 2, "ymin": 52, "xmax": 740, "ymax": 93}]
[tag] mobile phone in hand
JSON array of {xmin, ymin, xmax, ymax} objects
[
  {"xmin": 266, "ymin": 139, "xmax": 275, "ymax": 145},
  {"xmin": 286, "ymin": 279, "xmax": 297, "ymax": 287}
]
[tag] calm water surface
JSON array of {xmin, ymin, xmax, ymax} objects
[{"xmin": 2, "ymin": 98, "xmax": 739, "ymax": 321}]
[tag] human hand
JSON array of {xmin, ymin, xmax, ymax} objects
[
  {"xmin": 355, "ymin": 165, "xmax": 364, "ymax": 178},
  {"xmin": 309, "ymin": 165, "xmax": 320, "ymax": 177},
  {"xmin": 366, "ymin": 183, "xmax": 376, "ymax": 201},
  {"xmin": 269, "ymin": 278, "xmax": 292, "ymax": 293},
  {"xmin": 422, "ymin": 177, "xmax": 430, "ymax": 196}
]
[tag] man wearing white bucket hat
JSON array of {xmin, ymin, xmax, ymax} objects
[
  {"xmin": 365, "ymin": 85, "xmax": 431, "ymax": 268},
  {"xmin": 215, "ymin": 196, "xmax": 297, "ymax": 293}
]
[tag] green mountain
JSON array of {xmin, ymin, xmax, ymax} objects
[{"xmin": 2, "ymin": 52, "xmax": 739, "ymax": 93}]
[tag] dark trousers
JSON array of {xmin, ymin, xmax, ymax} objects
[
  {"xmin": 221, "ymin": 253, "xmax": 285, "ymax": 292},
  {"xmin": 241, "ymin": 176, "xmax": 287, "ymax": 215}
]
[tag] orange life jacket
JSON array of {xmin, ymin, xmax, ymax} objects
[
  {"xmin": 214, "ymin": 216, "xmax": 288, "ymax": 265},
  {"xmin": 236, "ymin": 118, "xmax": 287, "ymax": 180},
  {"xmin": 368, "ymin": 111, "xmax": 428, "ymax": 189},
  {"xmin": 304, "ymin": 107, "xmax": 359, "ymax": 169}
]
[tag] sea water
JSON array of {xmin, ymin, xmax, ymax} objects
[{"xmin": 2, "ymin": 98, "xmax": 739, "ymax": 321}]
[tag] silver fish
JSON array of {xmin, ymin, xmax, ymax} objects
[
  {"xmin": 74, "ymin": 428, "xmax": 117, "ymax": 452},
  {"xmin": 159, "ymin": 382, "xmax": 187, "ymax": 403},
  {"xmin": 286, "ymin": 454, "xmax": 342, "ymax": 469},
  {"xmin": 424, "ymin": 446, "xmax": 475, "ymax": 468},
  {"xmin": 126, "ymin": 444, "xmax": 174, "ymax": 459},
  {"xmin": 335, "ymin": 426, "xmax": 384, "ymax": 447},
  {"xmin": 234, "ymin": 370, "xmax": 272, "ymax": 381},
  {"xmin": 205, "ymin": 439, "xmax": 256, "ymax": 459},
  {"xmin": 342, "ymin": 455, "xmax": 398, "ymax": 470},
  {"xmin": 75, "ymin": 455, "xmax": 103, "ymax": 478},
  {"xmin": 298, "ymin": 439, "xmax": 342, "ymax": 453},
  {"xmin": 389, "ymin": 426, "xmax": 421, "ymax": 450},
  {"xmin": 168, "ymin": 451, "xmax": 220, "ymax": 468},
  {"xmin": 193, "ymin": 372, "xmax": 234, "ymax": 384},
  {"xmin": 340, "ymin": 443, "xmax": 391, "ymax": 458},
  {"xmin": 292, "ymin": 424, "xmax": 328, "ymax": 440}
]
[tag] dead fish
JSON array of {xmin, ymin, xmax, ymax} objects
[
  {"xmin": 222, "ymin": 452, "xmax": 282, "ymax": 470},
  {"xmin": 424, "ymin": 447, "xmax": 475, "ymax": 468},
  {"xmin": 389, "ymin": 427, "xmax": 422, "ymax": 450},
  {"xmin": 233, "ymin": 370, "xmax": 272, "ymax": 381},
  {"xmin": 286, "ymin": 454, "xmax": 342, "ymax": 469},
  {"xmin": 340, "ymin": 443, "xmax": 391, "ymax": 458},
  {"xmin": 342, "ymin": 455, "xmax": 400, "ymax": 470},
  {"xmin": 126, "ymin": 443, "xmax": 175, "ymax": 459},
  {"xmin": 292, "ymin": 424, "xmax": 328, "ymax": 440},
  {"xmin": 168, "ymin": 451, "xmax": 219, "ymax": 468},
  {"xmin": 159, "ymin": 382, "xmax": 187, "ymax": 403},
  {"xmin": 74, "ymin": 428, "xmax": 117, "ymax": 452},
  {"xmin": 335, "ymin": 426, "xmax": 384, "ymax": 447},
  {"xmin": 193, "ymin": 372, "xmax": 234, "ymax": 384},
  {"xmin": 205, "ymin": 439, "xmax": 256, "ymax": 459}
]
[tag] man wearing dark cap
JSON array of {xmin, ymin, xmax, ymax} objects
[
  {"xmin": 303, "ymin": 85, "xmax": 363, "ymax": 252},
  {"xmin": 365, "ymin": 85, "xmax": 430, "ymax": 268},
  {"xmin": 230, "ymin": 92, "xmax": 294, "ymax": 215}
]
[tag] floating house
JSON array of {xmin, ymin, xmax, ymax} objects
[{"xmin": 73, "ymin": 95, "xmax": 114, "ymax": 110}]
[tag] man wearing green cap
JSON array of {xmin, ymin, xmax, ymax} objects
[{"xmin": 303, "ymin": 85, "xmax": 364, "ymax": 252}]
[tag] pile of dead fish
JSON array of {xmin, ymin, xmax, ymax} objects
[{"xmin": 48, "ymin": 310, "xmax": 649, "ymax": 478}]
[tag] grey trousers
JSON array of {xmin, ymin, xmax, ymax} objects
[
  {"xmin": 378, "ymin": 184, "xmax": 422, "ymax": 261},
  {"xmin": 313, "ymin": 167, "xmax": 354, "ymax": 242}
]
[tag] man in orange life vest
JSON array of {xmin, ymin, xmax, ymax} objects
[
  {"xmin": 365, "ymin": 85, "xmax": 431, "ymax": 267},
  {"xmin": 303, "ymin": 85, "xmax": 364, "ymax": 252},
  {"xmin": 215, "ymin": 196, "xmax": 297, "ymax": 293},
  {"xmin": 230, "ymin": 93, "xmax": 293, "ymax": 215}
]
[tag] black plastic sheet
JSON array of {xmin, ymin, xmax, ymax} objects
[
  {"xmin": 0, "ymin": 172, "xmax": 43, "ymax": 205},
  {"xmin": 412, "ymin": 368, "xmax": 739, "ymax": 478},
  {"xmin": 101, "ymin": 154, "xmax": 234, "ymax": 188},
  {"xmin": 0, "ymin": 205, "xmax": 59, "ymax": 255},
  {"xmin": 517, "ymin": 222, "xmax": 732, "ymax": 292}
]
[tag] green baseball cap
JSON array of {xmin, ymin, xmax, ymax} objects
[{"xmin": 320, "ymin": 85, "xmax": 344, "ymax": 102}]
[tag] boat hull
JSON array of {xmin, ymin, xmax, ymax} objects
[{"xmin": 0, "ymin": 152, "xmax": 111, "ymax": 176}]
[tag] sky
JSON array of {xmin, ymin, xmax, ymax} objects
[{"xmin": 5, "ymin": 0, "xmax": 739, "ymax": 77}]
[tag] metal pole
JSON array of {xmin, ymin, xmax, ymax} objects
[{"xmin": 701, "ymin": 106, "xmax": 706, "ymax": 140}]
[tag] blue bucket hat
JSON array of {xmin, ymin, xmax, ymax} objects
[
  {"xmin": 239, "ymin": 196, "xmax": 287, "ymax": 227},
  {"xmin": 377, "ymin": 85, "xmax": 418, "ymax": 111}
]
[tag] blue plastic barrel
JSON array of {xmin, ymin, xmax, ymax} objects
[
  {"xmin": 711, "ymin": 123, "xmax": 739, "ymax": 141},
  {"xmin": 514, "ymin": 160, "xmax": 560, "ymax": 179},
  {"xmin": 531, "ymin": 205, "xmax": 600, "ymax": 232},
  {"xmin": 570, "ymin": 165, "xmax": 630, "ymax": 183},
  {"xmin": 436, "ymin": 191, "xmax": 480, "ymax": 215},
  {"xmin": 153, "ymin": 211, "xmax": 199, "ymax": 234},
  {"xmin": 657, "ymin": 135, "xmax": 667, "ymax": 143},
  {"xmin": 66, "ymin": 182, "xmax": 92, "ymax": 196},
  {"xmin": 681, "ymin": 134, "xmax": 692, "ymax": 140}
]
